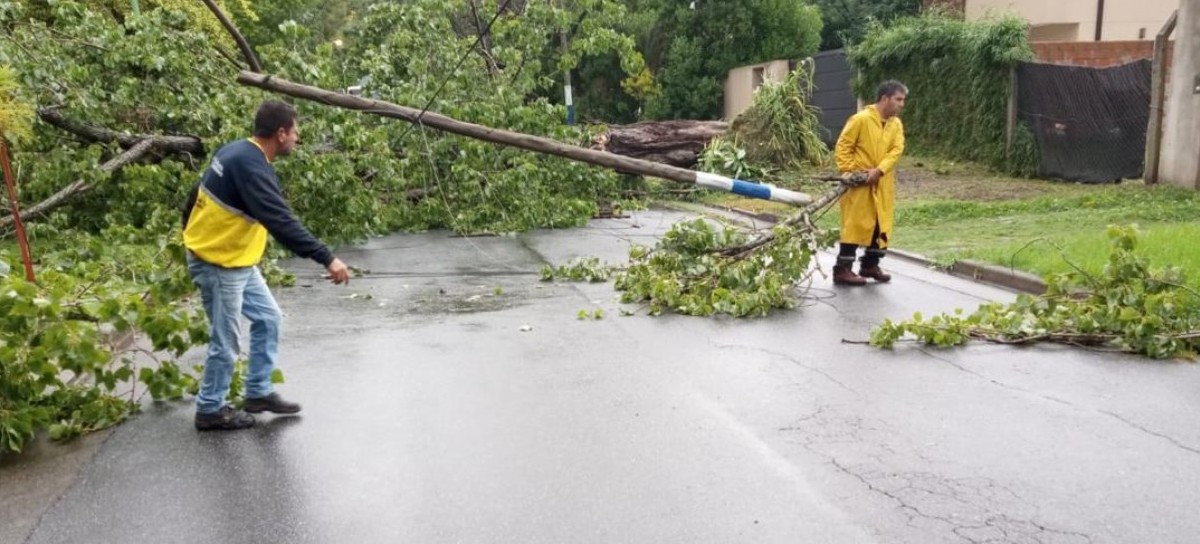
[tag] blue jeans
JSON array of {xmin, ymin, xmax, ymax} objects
[{"xmin": 187, "ymin": 254, "xmax": 282, "ymax": 414}]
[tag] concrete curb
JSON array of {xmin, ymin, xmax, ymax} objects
[
  {"xmin": 887, "ymin": 249, "xmax": 1047, "ymax": 295},
  {"xmin": 674, "ymin": 202, "xmax": 1049, "ymax": 296}
]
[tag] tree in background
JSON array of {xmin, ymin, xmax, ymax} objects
[
  {"xmin": 813, "ymin": 0, "xmax": 922, "ymax": 50},
  {"xmin": 226, "ymin": 0, "xmax": 376, "ymax": 46},
  {"xmin": 573, "ymin": 0, "xmax": 672, "ymax": 123},
  {"xmin": 644, "ymin": 0, "xmax": 822, "ymax": 120},
  {"xmin": 520, "ymin": 0, "xmax": 924, "ymax": 122},
  {"xmin": 847, "ymin": 11, "xmax": 1033, "ymax": 171}
]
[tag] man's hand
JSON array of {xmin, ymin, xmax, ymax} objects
[
  {"xmin": 866, "ymin": 168, "xmax": 883, "ymax": 188},
  {"xmin": 326, "ymin": 258, "xmax": 350, "ymax": 285}
]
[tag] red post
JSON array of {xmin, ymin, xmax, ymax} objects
[{"xmin": 0, "ymin": 136, "xmax": 35, "ymax": 282}]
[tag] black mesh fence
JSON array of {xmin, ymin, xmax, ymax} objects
[{"xmin": 1016, "ymin": 60, "xmax": 1151, "ymax": 183}]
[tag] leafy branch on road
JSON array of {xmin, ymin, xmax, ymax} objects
[
  {"xmin": 612, "ymin": 213, "xmax": 837, "ymax": 317},
  {"xmin": 541, "ymin": 257, "xmax": 617, "ymax": 283},
  {"xmin": 545, "ymin": 187, "xmax": 844, "ymax": 317},
  {"xmin": 869, "ymin": 226, "xmax": 1200, "ymax": 359}
]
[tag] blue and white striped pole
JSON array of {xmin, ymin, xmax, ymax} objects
[
  {"xmin": 693, "ymin": 172, "xmax": 813, "ymax": 205},
  {"xmin": 560, "ymin": 22, "xmax": 575, "ymax": 126},
  {"xmin": 564, "ymin": 84, "xmax": 575, "ymax": 126}
]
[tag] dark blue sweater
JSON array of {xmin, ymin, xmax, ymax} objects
[{"xmin": 182, "ymin": 139, "xmax": 333, "ymax": 266}]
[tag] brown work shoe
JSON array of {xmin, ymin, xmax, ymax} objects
[
  {"xmin": 833, "ymin": 265, "xmax": 867, "ymax": 286},
  {"xmin": 858, "ymin": 265, "xmax": 892, "ymax": 283}
]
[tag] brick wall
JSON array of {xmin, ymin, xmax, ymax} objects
[{"xmin": 1032, "ymin": 40, "xmax": 1173, "ymax": 68}]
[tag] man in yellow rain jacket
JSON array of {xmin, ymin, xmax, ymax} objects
[{"xmin": 832, "ymin": 80, "xmax": 907, "ymax": 286}]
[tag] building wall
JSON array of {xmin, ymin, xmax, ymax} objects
[
  {"xmin": 963, "ymin": 0, "xmax": 1176, "ymax": 42},
  {"xmin": 1159, "ymin": 0, "xmax": 1199, "ymax": 189},
  {"xmin": 1029, "ymin": 23, "xmax": 1080, "ymax": 42},
  {"xmin": 724, "ymin": 60, "xmax": 792, "ymax": 120},
  {"xmin": 1032, "ymin": 40, "xmax": 1172, "ymax": 67}
]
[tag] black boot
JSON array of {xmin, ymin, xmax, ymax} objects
[
  {"xmin": 195, "ymin": 405, "xmax": 256, "ymax": 431},
  {"xmin": 244, "ymin": 392, "xmax": 302, "ymax": 414}
]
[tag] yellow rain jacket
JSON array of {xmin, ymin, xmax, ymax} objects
[{"xmin": 834, "ymin": 105, "xmax": 905, "ymax": 248}]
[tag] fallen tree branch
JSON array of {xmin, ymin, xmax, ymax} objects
[
  {"xmin": 200, "ymin": 0, "xmax": 261, "ymax": 72},
  {"xmin": 718, "ymin": 184, "xmax": 848, "ymax": 258},
  {"xmin": 0, "ymin": 139, "xmax": 154, "ymax": 228},
  {"xmin": 970, "ymin": 329, "xmax": 1200, "ymax": 345},
  {"xmin": 236, "ymin": 71, "xmax": 704, "ymax": 186},
  {"xmin": 594, "ymin": 120, "xmax": 728, "ymax": 168},
  {"xmin": 717, "ymin": 172, "xmax": 868, "ymax": 257},
  {"xmin": 37, "ymin": 109, "xmax": 203, "ymax": 156},
  {"xmin": 848, "ymin": 331, "xmax": 1200, "ymax": 351}
]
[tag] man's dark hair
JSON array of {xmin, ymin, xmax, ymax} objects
[
  {"xmin": 253, "ymin": 100, "xmax": 297, "ymax": 138},
  {"xmin": 875, "ymin": 80, "xmax": 908, "ymax": 102}
]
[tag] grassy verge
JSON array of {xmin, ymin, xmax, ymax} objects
[{"xmin": 691, "ymin": 155, "xmax": 1200, "ymax": 288}]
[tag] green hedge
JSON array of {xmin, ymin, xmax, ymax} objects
[{"xmin": 847, "ymin": 11, "xmax": 1037, "ymax": 174}]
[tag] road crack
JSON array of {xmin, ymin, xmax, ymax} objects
[
  {"xmin": 711, "ymin": 341, "xmax": 859, "ymax": 395},
  {"xmin": 917, "ymin": 348, "xmax": 1081, "ymax": 410},
  {"xmin": 1099, "ymin": 410, "xmax": 1200, "ymax": 456},
  {"xmin": 822, "ymin": 456, "xmax": 1092, "ymax": 544}
]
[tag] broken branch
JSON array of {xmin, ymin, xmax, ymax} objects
[
  {"xmin": 719, "ymin": 185, "xmax": 848, "ymax": 258},
  {"xmin": 469, "ymin": 0, "xmax": 501, "ymax": 78},
  {"xmin": 37, "ymin": 109, "xmax": 203, "ymax": 156},
  {"xmin": 200, "ymin": 0, "xmax": 262, "ymax": 72},
  {"xmin": 0, "ymin": 139, "xmax": 154, "ymax": 228}
]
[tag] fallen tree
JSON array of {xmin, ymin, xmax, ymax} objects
[
  {"xmin": 236, "ymin": 70, "xmax": 816, "ymax": 207},
  {"xmin": 234, "ymin": 70, "xmax": 872, "ymax": 318},
  {"xmin": 593, "ymin": 120, "xmax": 728, "ymax": 168}
]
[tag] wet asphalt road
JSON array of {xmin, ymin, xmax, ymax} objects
[{"xmin": 8, "ymin": 209, "xmax": 1200, "ymax": 544}]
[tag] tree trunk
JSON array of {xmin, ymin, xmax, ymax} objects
[
  {"xmin": 594, "ymin": 120, "xmax": 727, "ymax": 168},
  {"xmin": 237, "ymin": 71, "xmax": 702, "ymax": 186}
]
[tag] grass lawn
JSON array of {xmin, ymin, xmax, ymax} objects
[{"xmin": 692, "ymin": 155, "xmax": 1200, "ymax": 288}]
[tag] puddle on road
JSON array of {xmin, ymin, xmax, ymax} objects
[
  {"xmin": 278, "ymin": 274, "xmax": 581, "ymax": 335},
  {"xmin": 399, "ymin": 281, "xmax": 560, "ymax": 317}
]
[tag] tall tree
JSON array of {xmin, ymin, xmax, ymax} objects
[
  {"xmin": 226, "ymin": 0, "xmax": 376, "ymax": 46},
  {"xmin": 645, "ymin": 0, "xmax": 822, "ymax": 120},
  {"xmin": 814, "ymin": 0, "xmax": 922, "ymax": 50}
]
